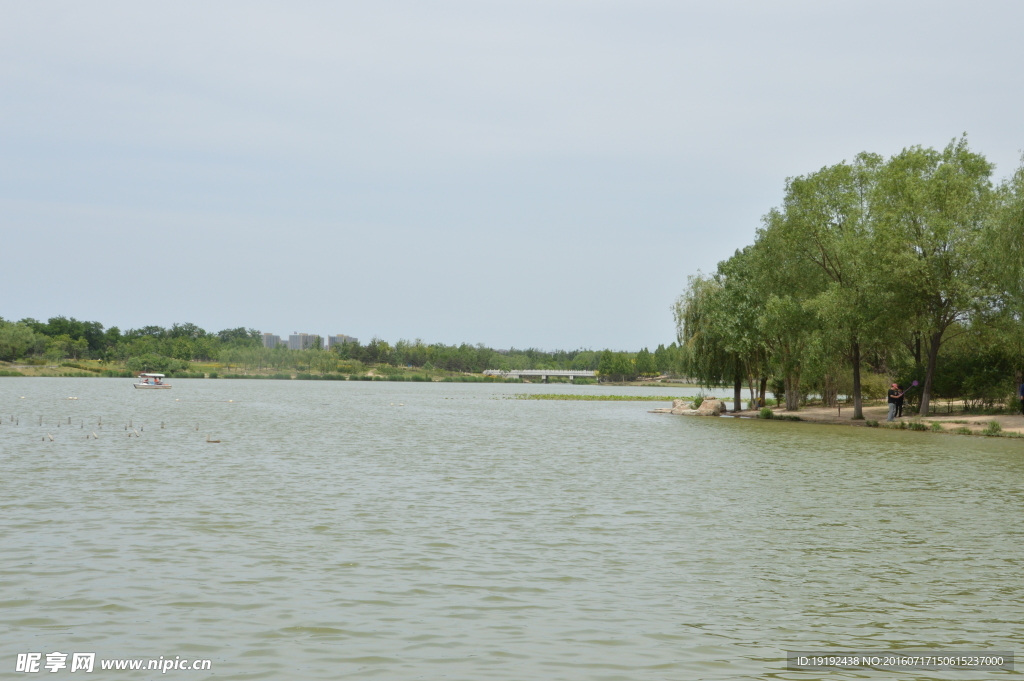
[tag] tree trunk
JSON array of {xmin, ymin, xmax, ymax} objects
[
  {"xmin": 784, "ymin": 373, "xmax": 801, "ymax": 411},
  {"xmin": 734, "ymin": 371, "xmax": 743, "ymax": 412},
  {"xmin": 914, "ymin": 333, "xmax": 921, "ymax": 365},
  {"xmin": 919, "ymin": 331, "xmax": 943, "ymax": 416},
  {"xmin": 822, "ymin": 375, "xmax": 837, "ymax": 408},
  {"xmin": 851, "ymin": 341, "xmax": 864, "ymax": 420}
]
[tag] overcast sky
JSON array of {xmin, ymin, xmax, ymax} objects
[{"xmin": 2, "ymin": 2, "xmax": 1022, "ymax": 350}]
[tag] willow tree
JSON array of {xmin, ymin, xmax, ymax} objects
[
  {"xmin": 675, "ymin": 245, "xmax": 768, "ymax": 411},
  {"xmin": 674, "ymin": 274, "xmax": 736, "ymax": 402},
  {"xmin": 874, "ymin": 137, "xmax": 996, "ymax": 415}
]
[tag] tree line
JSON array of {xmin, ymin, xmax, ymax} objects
[
  {"xmin": 675, "ymin": 137, "xmax": 1024, "ymax": 417},
  {"xmin": 0, "ymin": 316, "xmax": 685, "ymax": 379}
]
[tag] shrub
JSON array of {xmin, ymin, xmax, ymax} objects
[
  {"xmin": 387, "ymin": 375, "xmax": 406, "ymax": 381},
  {"xmin": 692, "ymin": 395, "xmax": 705, "ymax": 409},
  {"xmin": 295, "ymin": 373, "xmax": 313, "ymax": 380},
  {"xmin": 930, "ymin": 422, "xmax": 945, "ymax": 432},
  {"xmin": 0, "ymin": 369, "xmax": 25, "ymax": 376},
  {"xmin": 271, "ymin": 373, "xmax": 291, "ymax": 379},
  {"xmin": 208, "ymin": 372, "xmax": 218, "ymax": 379},
  {"xmin": 954, "ymin": 426, "xmax": 973, "ymax": 435},
  {"xmin": 759, "ymin": 407, "xmax": 774, "ymax": 419},
  {"xmin": 909, "ymin": 421, "xmax": 928, "ymax": 431},
  {"xmin": 410, "ymin": 374, "xmax": 430, "ymax": 382},
  {"xmin": 125, "ymin": 353, "xmax": 189, "ymax": 374},
  {"xmin": 866, "ymin": 420, "xmax": 879, "ymax": 427},
  {"xmin": 984, "ymin": 421, "xmax": 1003, "ymax": 436}
]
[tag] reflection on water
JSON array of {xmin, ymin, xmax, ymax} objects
[{"xmin": 2, "ymin": 378, "xmax": 1022, "ymax": 680}]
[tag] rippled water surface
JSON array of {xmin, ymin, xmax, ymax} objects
[{"xmin": 2, "ymin": 378, "xmax": 1023, "ymax": 679}]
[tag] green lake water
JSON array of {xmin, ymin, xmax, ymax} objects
[{"xmin": 1, "ymin": 378, "xmax": 1022, "ymax": 679}]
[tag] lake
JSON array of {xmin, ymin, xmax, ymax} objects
[{"xmin": 2, "ymin": 378, "xmax": 1022, "ymax": 679}]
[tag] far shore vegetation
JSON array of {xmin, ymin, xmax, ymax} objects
[
  {"xmin": 0, "ymin": 316, "xmax": 683, "ymax": 384},
  {"xmin": 675, "ymin": 136, "xmax": 1024, "ymax": 420}
]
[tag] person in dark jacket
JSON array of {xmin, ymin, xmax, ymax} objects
[
  {"xmin": 887, "ymin": 384, "xmax": 900, "ymax": 422},
  {"xmin": 895, "ymin": 384, "xmax": 905, "ymax": 418}
]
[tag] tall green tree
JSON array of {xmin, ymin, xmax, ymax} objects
[
  {"xmin": 762, "ymin": 154, "xmax": 885, "ymax": 418},
  {"xmin": 874, "ymin": 137, "xmax": 996, "ymax": 415}
]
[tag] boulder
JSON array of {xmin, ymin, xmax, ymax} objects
[
  {"xmin": 669, "ymin": 398, "xmax": 693, "ymax": 414},
  {"xmin": 697, "ymin": 398, "xmax": 724, "ymax": 416}
]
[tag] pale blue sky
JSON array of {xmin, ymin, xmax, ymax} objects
[{"xmin": 2, "ymin": 1, "xmax": 1022, "ymax": 350}]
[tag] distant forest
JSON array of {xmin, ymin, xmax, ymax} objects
[{"xmin": 0, "ymin": 316, "xmax": 681, "ymax": 381}]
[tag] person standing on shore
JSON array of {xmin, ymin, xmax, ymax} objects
[
  {"xmin": 895, "ymin": 384, "xmax": 905, "ymax": 418},
  {"xmin": 887, "ymin": 383, "xmax": 901, "ymax": 422},
  {"xmin": 1019, "ymin": 380, "xmax": 1024, "ymax": 415}
]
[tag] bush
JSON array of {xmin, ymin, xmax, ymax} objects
[
  {"xmin": 125, "ymin": 353, "xmax": 189, "ymax": 374},
  {"xmin": 692, "ymin": 395, "xmax": 705, "ymax": 409},
  {"xmin": 271, "ymin": 373, "xmax": 291, "ymax": 380},
  {"xmin": 295, "ymin": 373, "xmax": 313, "ymax": 380},
  {"xmin": 954, "ymin": 426, "xmax": 973, "ymax": 435},
  {"xmin": 410, "ymin": 374, "xmax": 431, "ymax": 382},
  {"xmin": 0, "ymin": 369, "xmax": 25, "ymax": 376},
  {"xmin": 866, "ymin": 420, "xmax": 879, "ymax": 427},
  {"xmin": 759, "ymin": 407, "xmax": 774, "ymax": 419},
  {"xmin": 930, "ymin": 422, "xmax": 945, "ymax": 432},
  {"xmin": 101, "ymin": 369, "xmax": 135, "ymax": 378},
  {"xmin": 387, "ymin": 375, "xmax": 406, "ymax": 381},
  {"xmin": 984, "ymin": 421, "xmax": 1003, "ymax": 436},
  {"xmin": 208, "ymin": 372, "xmax": 218, "ymax": 378},
  {"xmin": 909, "ymin": 421, "xmax": 928, "ymax": 431}
]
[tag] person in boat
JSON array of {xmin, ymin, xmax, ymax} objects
[{"xmin": 154, "ymin": 378, "xmax": 162, "ymax": 385}]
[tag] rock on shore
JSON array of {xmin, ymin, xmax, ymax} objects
[{"xmin": 650, "ymin": 398, "xmax": 727, "ymax": 416}]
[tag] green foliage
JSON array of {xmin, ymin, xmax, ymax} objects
[
  {"xmin": 866, "ymin": 420, "xmax": 879, "ymax": 427},
  {"xmin": 758, "ymin": 407, "xmax": 774, "ymax": 419},
  {"xmin": 909, "ymin": 421, "xmax": 928, "ymax": 431},
  {"xmin": 125, "ymin": 354, "xmax": 189, "ymax": 373},
  {"xmin": 0, "ymin": 369, "xmax": 25, "ymax": 376},
  {"xmin": 675, "ymin": 137, "xmax": 1024, "ymax": 417},
  {"xmin": 930, "ymin": 422, "xmax": 945, "ymax": 432},
  {"xmin": 0, "ymin": 321, "xmax": 46, "ymax": 361},
  {"xmin": 691, "ymin": 395, "xmax": 704, "ymax": 409},
  {"xmin": 954, "ymin": 426, "xmax": 973, "ymax": 435},
  {"xmin": 984, "ymin": 420, "xmax": 1003, "ymax": 436}
]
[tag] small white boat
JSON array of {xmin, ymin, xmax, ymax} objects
[{"xmin": 134, "ymin": 373, "xmax": 172, "ymax": 389}]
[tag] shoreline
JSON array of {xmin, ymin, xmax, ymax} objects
[{"xmin": 658, "ymin": 400, "xmax": 1024, "ymax": 438}]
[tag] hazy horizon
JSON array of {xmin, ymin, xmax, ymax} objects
[{"xmin": 3, "ymin": 1, "xmax": 1023, "ymax": 350}]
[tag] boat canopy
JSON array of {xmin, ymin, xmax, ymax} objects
[{"xmin": 138, "ymin": 373, "xmax": 166, "ymax": 378}]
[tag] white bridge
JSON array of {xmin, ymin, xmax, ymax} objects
[{"xmin": 483, "ymin": 369, "xmax": 596, "ymax": 382}]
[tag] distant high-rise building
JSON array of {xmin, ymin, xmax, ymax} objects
[
  {"xmin": 288, "ymin": 333, "xmax": 321, "ymax": 350},
  {"xmin": 262, "ymin": 333, "xmax": 281, "ymax": 349},
  {"xmin": 327, "ymin": 334, "xmax": 358, "ymax": 349}
]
